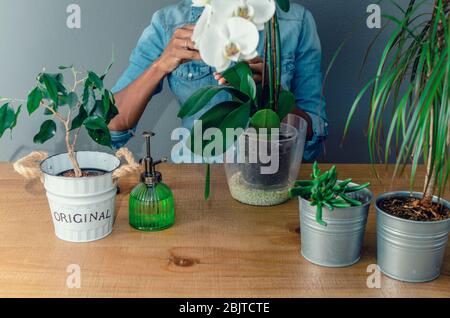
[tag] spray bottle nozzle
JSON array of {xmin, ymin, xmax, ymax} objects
[{"xmin": 141, "ymin": 132, "xmax": 166, "ymax": 186}]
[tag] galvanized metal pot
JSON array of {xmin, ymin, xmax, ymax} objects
[
  {"xmin": 40, "ymin": 151, "xmax": 121, "ymax": 243},
  {"xmin": 299, "ymin": 185, "xmax": 373, "ymax": 267},
  {"xmin": 376, "ymin": 192, "xmax": 450, "ymax": 283}
]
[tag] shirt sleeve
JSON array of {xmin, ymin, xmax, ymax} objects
[
  {"xmin": 110, "ymin": 10, "xmax": 166, "ymax": 149},
  {"xmin": 292, "ymin": 9, "xmax": 329, "ymax": 161}
]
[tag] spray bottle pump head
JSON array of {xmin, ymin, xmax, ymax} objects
[{"xmin": 141, "ymin": 131, "xmax": 167, "ymax": 186}]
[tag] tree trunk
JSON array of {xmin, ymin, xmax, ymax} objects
[
  {"xmin": 421, "ymin": 0, "xmax": 448, "ymax": 205},
  {"xmin": 66, "ymin": 129, "xmax": 82, "ymax": 177},
  {"xmin": 421, "ymin": 108, "xmax": 434, "ymax": 206}
]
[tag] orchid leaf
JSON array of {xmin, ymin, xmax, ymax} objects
[{"xmin": 249, "ymin": 109, "xmax": 281, "ymax": 129}]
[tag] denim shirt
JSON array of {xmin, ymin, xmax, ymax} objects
[{"xmin": 111, "ymin": 0, "xmax": 328, "ymax": 160}]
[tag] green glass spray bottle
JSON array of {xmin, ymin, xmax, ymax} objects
[{"xmin": 129, "ymin": 132, "xmax": 175, "ymax": 231}]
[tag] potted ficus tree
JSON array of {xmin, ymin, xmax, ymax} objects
[
  {"xmin": 179, "ymin": 0, "xmax": 307, "ymax": 205},
  {"xmin": 0, "ymin": 63, "xmax": 139, "ymax": 243},
  {"xmin": 289, "ymin": 163, "xmax": 372, "ymax": 267},
  {"xmin": 344, "ymin": 0, "xmax": 450, "ymax": 282}
]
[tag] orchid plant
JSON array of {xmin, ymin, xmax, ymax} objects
[{"xmin": 179, "ymin": 0, "xmax": 295, "ymax": 198}]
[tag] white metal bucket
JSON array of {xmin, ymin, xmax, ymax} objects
[{"xmin": 40, "ymin": 151, "xmax": 121, "ymax": 243}]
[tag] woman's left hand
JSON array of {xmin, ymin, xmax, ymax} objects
[{"xmin": 214, "ymin": 57, "xmax": 264, "ymax": 85}]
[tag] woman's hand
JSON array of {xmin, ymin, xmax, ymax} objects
[
  {"xmin": 214, "ymin": 57, "xmax": 264, "ymax": 85},
  {"xmin": 153, "ymin": 24, "xmax": 201, "ymax": 75}
]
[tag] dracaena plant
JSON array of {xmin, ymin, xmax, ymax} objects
[
  {"xmin": 0, "ymin": 63, "xmax": 118, "ymax": 177},
  {"xmin": 179, "ymin": 0, "xmax": 295, "ymax": 198},
  {"xmin": 289, "ymin": 162, "xmax": 370, "ymax": 226},
  {"xmin": 344, "ymin": 0, "xmax": 449, "ymax": 204}
]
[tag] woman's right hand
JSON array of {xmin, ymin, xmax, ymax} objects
[{"xmin": 153, "ymin": 24, "xmax": 201, "ymax": 75}]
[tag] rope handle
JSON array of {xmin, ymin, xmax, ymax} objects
[
  {"xmin": 112, "ymin": 148, "xmax": 142, "ymax": 179},
  {"xmin": 13, "ymin": 148, "xmax": 141, "ymax": 181},
  {"xmin": 13, "ymin": 151, "xmax": 48, "ymax": 180}
]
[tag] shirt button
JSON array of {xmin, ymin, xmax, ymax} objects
[{"xmin": 188, "ymin": 73, "xmax": 193, "ymax": 79}]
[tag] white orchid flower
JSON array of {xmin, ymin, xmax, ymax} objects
[
  {"xmin": 192, "ymin": 4, "xmax": 212, "ymax": 47},
  {"xmin": 192, "ymin": 0, "xmax": 211, "ymax": 7},
  {"xmin": 198, "ymin": 17, "xmax": 259, "ymax": 72},
  {"xmin": 210, "ymin": 0, "xmax": 276, "ymax": 31}
]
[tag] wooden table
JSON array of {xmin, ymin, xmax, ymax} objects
[{"xmin": 0, "ymin": 163, "xmax": 448, "ymax": 298}]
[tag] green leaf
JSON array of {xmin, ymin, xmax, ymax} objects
[
  {"xmin": 33, "ymin": 120, "xmax": 56, "ymax": 144},
  {"xmin": 277, "ymin": 0, "xmax": 290, "ymax": 12},
  {"xmin": 106, "ymin": 102, "xmax": 119, "ymax": 124},
  {"xmin": 240, "ymin": 73, "xmax": 257, "ymax": 100},
  {"xmin": 39, "ymin": 74, "xmax": 59, "ymax": 103},
  {"xmin": 83, "ymin": 85, "xmax": 96, "ymax": 114},
  {"xmin": 178, "ymin": 86, "xmax": 248, "ymax": 118},
  {"xmin": 91, "ymin": 100, "xmax": 107, "ymax": 118},
  {"xmin": 203, "ymin": 102, "xmax": 241, "ymax": 128},
  {"xmin": 66, "ymin": 92, "xmax": 79, "ymax": 108},
  {"xmin": 249, "ymin": 109, "xmax": 281, "ymax": 129},
  {"xmin": 277, "ymin": 90, "xmax": 296, "ymax": 121},
  {"xmin": 9, "ymin": 105, "xmax": 21, "ymax": 131},
  {"xmin": 101, "ymin": 50, "xmax": 115, "ymax": 80},
  {"xmin": 218, "ymin": 101, "xmax": 251, "ymax": 151},
  {"xmin": 27, "ymin": 87, "xmax": 43, "ymax": 115},
  {"xmin": 87, "ymin": 90, "xmax": 117, "ymax": 124},
  {"xmin": 84, "ymin": 115, "xmax": 108, "ymax": 130},
  {"xmin": 345, "ymin": 182, "xmax": 371, "ymax": 193},
  {"xmin": 86, "ymin": 128, "xmax": 112, "ymax": 148},
  {"xmin": 188, "ymin": 101, "xmax": 241, "ymax": 156},
  {"xmin": 102, "ymin": 90, "xmax": 111, "ymax": 115},
  {"xmin": 339, "ymin": 194, "xmax": 363, "ymax": 206},
  {"xmin": 315, "ymin": 204, "xmax": 327, "ymax": 226},
  {"xmin": 204, "ymin": 164, "xmax": 211, "ymax": 200},
  {"xmin": 222, "ymin": 62, "xmax": 253, "ymax": 91},
  {"xmin": 88, "ymin": 71, "xmax": 104, "ymax": 91},
  {"xmin": 0, "ymin": 103, "xmax": 21, "ymax": 138},
  {"xmin": 83, "ymin": 116, "xmax": 112, "ymax": 147},
  {"xmin": 58, "ymin": 64, "xmax": 73, "ymax": 70},
  {"xmin": 71, "ymin": 106, "xmax": 88, "ymax": 130}
]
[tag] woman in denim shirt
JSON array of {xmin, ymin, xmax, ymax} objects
[{"xmin": 109, "ymin": 0, "xmax": 328, "ymax": 160}]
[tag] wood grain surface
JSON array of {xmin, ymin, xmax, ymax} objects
[{"xmin": 0, "ymin": 163, "xmax": 448, "ymax": 298}]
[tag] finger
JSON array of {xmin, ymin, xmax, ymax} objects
[
  {"xmin": 253, "ymin": 75, "xmax": 262, "ymax": 84},
  {"xmin": 176, "ymin": 48, "xmax": 201, "ymax": 61},
  {"xmin": 174, "ymin": 38, "xmax": 197, "ymax": 50},
  {"xmin": 248, "ymin": 63, "xmax": 264, "ymax": 74},
  {"xmin": 247, "ymin": 57, "xmax": 263, "ymax": 64},
  {"xmin": 181, "ymin": 24, "xmax": 196, "ymax": 30},
  {"xmin": 218, "ymin": 78, "xmax": 228, "ymax": 85},
  {"xmin": 212, "ymin": 73, "xmax": 227, "ymax": 85},
  {"xmin": 174, "ymin": 28, "xmax": 194, "ymax": 39}
]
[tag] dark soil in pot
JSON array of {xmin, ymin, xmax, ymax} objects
[
  {"xmin": 241, "ymin": 133, "xmax": 294, "ymax": 189},
  {"xmin": 58, "ymin": 168, "xmax": 107, "ymax": 178},
  {"xmin": 379, "ymin": 196, "xmax": 450, "ymax": 221}
]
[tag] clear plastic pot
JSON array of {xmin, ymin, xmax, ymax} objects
[{"xmin": 224, "ymin": 114, "xmax": 307, "ymax": 206}]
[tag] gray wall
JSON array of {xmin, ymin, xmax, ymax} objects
[{"xmin": 0, "ymin": 0, "xmax": 409, "ymax": 163}]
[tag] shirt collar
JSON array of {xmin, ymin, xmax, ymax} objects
[{"xmin": 190, "ymin": 5, "xmax": 204, "ymax": 22}]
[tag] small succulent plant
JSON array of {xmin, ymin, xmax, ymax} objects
[{"xmin": 289, "ymin": 162, "xmax": 370, "ymax": 226}]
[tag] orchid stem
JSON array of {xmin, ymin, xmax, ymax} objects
[
  {"xmin": 271, "ymin": 15, "xmax": 278, "ymax": 112},
  {"xmin": 275, "ymin": 13, "xmax": 281, "ymax": 105},
  {"xmin": 266, "ymin": 22, "xmax": 274, "ymax": 110}
]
